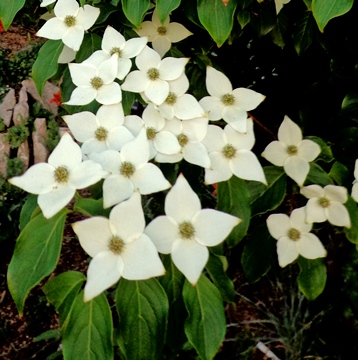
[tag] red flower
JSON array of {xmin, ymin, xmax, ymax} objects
[
  {"xmin": 50, "ymin": 91, "xmax": 62, "ymax": 106},
  {"xmin": 0, "ymin": 21, "xmax": 4, "ymax": 33}
]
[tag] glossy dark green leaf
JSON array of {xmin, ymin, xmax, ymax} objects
[
  {"xmin": 328, "ymin": 161, "xmax": 350, "ymax": 187},
  {"xmin": 305, "ymin": 136, "xmax": 334, "ymax": 163},
  {"xmin": 19, "ymin": 194, "xmax": 38, "ymax": 231},
  {"xmin": 293, "ymin": 10, "xmax": 315, "ymax": 55},
  {"xmin": 62, "ymin": 291, "xmax": 113, "ymax": 360},
  {"xmin": 250, "ymin": 167, "xmax": 287, "ymax": 217},
  {"xmin": 344, "ymin": 196, "xmax": 358, "ymax": 244},
  {"xmin": 43, "ymin": 271, "xmax": 86, "ymax": 324},
  {"xmin": 312, "ymin": 0, "xmax": 353, "ymax": 32},
  {"xmin": 96, "ymin": 3, "xmax": 119, "ymax": 24},
  {"xmin": 206, "ymin": 253, "xmax": 235, "ymax": 302},
  {"xmin": 121, "ymin": 0, "xmax": 151, "ymax": 28},
  {"xmin": 341, "ymin": 92, "xmax": 358, "ymax": 123},
  {"xmin": 305, "ymin": 162, "xmax": 333, "ymax": 186},
  {"xmin": 75, "ymin": 33, "xmax": 102, "ymax": 63},
  {"xmin": 32, "ymin": 40, "xmax": 64, "ymax": 96},
  {"xmin": 297, "ymin": 257, "xmax": 327, "ymax": 300},
  {"xmin": 217, "ymin": 176, "xmax": 251, "ymax": 247},
  {"xmin": 156, "ymin": 0, "xmax": 181, "ymax": 23},
  {"xmin": 7, "ymin": 209, "xmax": 67, "ymax": 315},
  {"xmin": 122, "ymin": 90, "xmax": 136, "ymax": 115},
  {"xmin": 183, "ymin": 275, "xmax": 226, "ymax": 360},
  {"xmin": 197, "ymin": 0, "xmax": 237, "ymax": 47},
  {"xmin": 116, "ymin": 278, "xmax": 168, "ymax": 359},
  {"xmin": 270, "ymin": 12, "xmax": 288, "ymax": 48},
  {"xmin": 241, "ymin": 224, "xmax": 276, "ymax": 283}
]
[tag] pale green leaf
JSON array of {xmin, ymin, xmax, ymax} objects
[
  {"xmin": 122, "ymin": 0, "xmax": 151, "ymax": 28},
  {"xmin": 183, "ymin": 275, "xmax": 226, "ymax": 360},
  {"xmin": 32, "ymin": 40, "xmax": 64, "ymax": 96},
  {"xmin": 116, "ymin": 278, "xmax": 168, "ymax": 359},
  {"xmin": 197, "ymin": 0, "xmax": 237, "ymax": 47},
  {"xmin": 7, "ymin": 209, "xmax": 67, "ymax": 315},
  {"xmin": 312, "ymin": 0, "xmax": 353, "ymax": 32}
]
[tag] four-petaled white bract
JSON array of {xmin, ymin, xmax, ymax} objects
[
  {"xmin": 300, "ymin": 184, "xmax": 351, "ymax": 228},
  {"xmin": 261, "ymin": 115, "xmax": 321, "ymax": 186},
  {"xmin": 274, "ymin": 0, "xmax": 291, "ymax": 14},
  {"xmin": 37, "ymin": 0, "xmax": 100, "ymax": 51},
  {"xmin": 8, "ymin": 133, "xmax": 107, "ymax": 219},
  {"xmin": 352, "ymin": 159, "xmax": 358, "ymax": 202},
  {"xmin": 135, "ymin": 9, "xmax": 192, "ymax": 58},
  {"xmin": 199, "ymin": 66, "xmax": 265, "ymax": 133},
  {"xmin": 72, "ymin": 192, "xmax": 165, "ymax": 302},
  {"xmin": 267, "ymin": 207, "xmax": 327, "ymax": 267},
  {"xmin": 145, "ymin": 174, "xmax": 240, "ymax": 285}
]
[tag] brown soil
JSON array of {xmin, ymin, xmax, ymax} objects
[{"xmin": 0, "ymin": 24, "xmax": 37, "ymax": 55}]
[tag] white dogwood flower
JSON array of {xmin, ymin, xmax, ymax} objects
[
  {"xmin": 203, "ymin": 120, "xmax": 267, "ymax": 185},
  {"xmin": 261, "ymin": 116, "xmax": 321, "ymax": 186},
  {"xmin": 300, "ymin": 184, "xmax": 351, "ymax": 228},
  {"xmin": 90, "ymin": 130, "xmax": 171, "ymax": 208},
  {"xmin": 87, "ymin": 26, "xmax": 147, "ymax": 80},
  {"xmin": 63, "ymin": 103, "xmax": 134, "ymax": 157},
  {"xmin": 65, "ymin": 55, "xmax": 121, "ymax": 105},
  {"xmin": 135, "ymin": 9, "xmax": 192, "ymax": 58},
  {"xmin": 274, "ymin": 0, "xmax": 291, "ymax": 14},
  {"xmin": 199, "ymin": 66, "xmax": 265, "ymax": 133},
  {"xmin": 121, "ymin": 46, "xmax": 188, "ymax": 105},
  {"xmin": 8, "ymin": 133, "xmax": 106, "ymax": 219},
  {"xmin": 352, "ymin": 159, "xmax": 358, "ymax": 202},
  {"xmin": 145, "ymin": 174, "xmax": 240, "ymax": 285},
  {"xmin": 37, "ymin": 0, "xmax": 100, "ymax": 51},
  {"xmin": 40, "ymin": 0, "xmax": 56, "ymax": 7},
  {"xmin": 267, "ymin": 207, "xmax": 327, "ymax": 267},
  {"xmin": 72, "ymin": 192, "xmax": 165, "ymax": 302}
]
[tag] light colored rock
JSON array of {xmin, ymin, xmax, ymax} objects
[
  {"xmin": 0, "ymin": 88, "xmax": 16, "ymax": 127},
  {"xmin": 13, "ymin": 86, "xmax": 29, "ymax": 126},
  {"xmin": 22, "ymin": 79, "xmax": 60, "ymax": 116},
  {"xmin": 17, "ymin": 140, "xmax": 29, "ymax": 170},
  {"xmin": 33, "ymin": 118, "xmax": 49, "ymax": 164},
  {"xmin": 0, "ymin": 133, "xmax": 10, "ymax": 177}
]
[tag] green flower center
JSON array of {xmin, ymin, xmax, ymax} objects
[
  {"xmin": 146, "ymin": 127, "xmax": 157, "ymax": 140},
  {"xmin": 287, "ymin": 228, "xmax": 300, "ymax": 241},
  {"xmin": 54, "ymin": 166, "xmax": 69, "ymax": 183},
  {"xmin": 221, "ymin": 93, "xmax": 235, "ymax": 106},
  {"xmin": 222, "ymin": 144, "xmax": 236, "ymax": 159},
  {"xmin": 157, "ymin": 26, "xmax": 167, "ymax": 36},
  {"xmin": 177, "ymin": 133, "xmax": 189, "ymax": 147},
  {"xmin": 147, "ymin": 68, "xmax": 160, "ymax": 81},
  {"xmin": 165, "ymin": 92, "xmax": 177, "ymax": 105},
  {"xmin": 110, "ymin": 47, "xmax": 122, "ymax": 57},
  {"xmin": 120, "ymin": 161, "xmax": 136, "ymax": 178},
  {"xmin": 64, "ymin": 15, "xmax": 76, "ymax": 27},
  {"xmin": 287, "ymin": 145, "xmax": 298, "ymax": 155},
  {"xmin": 90, "ymin": 76, "xmax": 104, "ymax": 90},
  {"xmin": 95, "ymin": 127, "xmax": 108, "ymax": 141},
  {"xmin": 318, "ymin": 197, "xmax": 330, "ymax": 208},
  {"xmin": 108, "ymin": 236, "xmax": 125, "ymax": 254},
  {"xmin": 179, "ymin": 221, "xmax": 195, "ymax": 239}
]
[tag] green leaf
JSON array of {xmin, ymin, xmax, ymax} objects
[
  {"xmin": 96, "ymin": 2, "xmax": 119, "ymax": 24},
  {"xmin": 183, "ymin": 275, "xmax": 226, "ymax": 360},
  {"xmin": 217, "ymin": 176, "xmax": 251, "ymax": 247},
  {"xmin": 19, "ymin": 194, "xmax": 38, "ymax": 231},
  {"xmin": 122, "ymin": 90, "xmax": 136, "ymax": 115},
  {"xmin": 328, "ymin": 161, "xmax": 350, "ymax": 187},
  {"xmin": 73, "ymin": 197, "xmax": 110, "ymax": 218},
  {"xmin": 75, "ymin": 33, "xmax": 102, "ymax": 63},
  {"xmin": 197, "ymin": 0, "xmax": 237, "ymax": 47},
  {"xmin": 32, "ymin": 40, "xmax": 64, "ymax": 96},
  {"xmin": 160, "ymin": 256, "xmax": 187, "ymax": 351},
  {"xmin": 250, "ymin": 167, "xmax": 287, "ymax": 217},
  {"xmin": 121, "ymin": 0, "xmax": 151, "ymax": 28},
  {"xmin": 252, "ymin": 0, "xmax": 277, "ymax": 36},
  {"xmin": 312, "ymin": 0, "xmax": 353, "ymax": 32},
  {"xmin": 270, "ymin": 12, "xmax": 288, "ymax": 48},
  {"xmin": 43, "ymin": 271, "xmax": 86, "ymax": 324},
  {"xmin": 62, "ymin": 291, "xmax": 113, "ymax": 360},
  {"xmin": 0, "ymin": 0, "xmax": 25, "ymax": 30},
  {"xmin": 116, "ymin": 278, "xmax": 169, "ymax": 359},
  {"xmin": 306, "ymin": 136, "xmax": 334, "ymax": 163},
  {"xmin": 206, "ymin": 253, "xmax": 235, "ymax": 302},
  {"xmin": 297, "ymin": 257, "xmax": 327, "ymax": 300},
  {"xmin": 293, "ymin": 10, "xmax": 315, "ymax": 55},
  {"xmin": 341, "ymin": 92, "xmax": 358, "ymax": 123},
  {"xmin": 237, "ymin": 10, "xmax": 250, "ymax": 29},
  {"xmin": 33, "ymin": 329, "xmax": 61, "ymax": 342},
  {"xmin": 7, "ymin": 209, "xmax": 67, "ymax": 315},
  {"xmin": 156, "ymin": 0, "xmax": 181, "ymax": 23},
  {"xmin": 241, "ymin": 224, "xmax": 276, "ymax": 283},
  {"xmin": 305, "ymin": 162, "xmax": 333, "ymax": 186},
  {"xmin": 344, "ymin": 196, "xmax": 358, "ymax": 244}
]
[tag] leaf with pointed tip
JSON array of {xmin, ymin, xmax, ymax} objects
[
  {"xmin": 0, "ymin": 0, "xmax": 25, "ymax": 30},
  {"xmin": 344, "ymin": 196, "xmax": 358, "ymax": 244},
  {"xmin": 293, "ymin": 10, "xmax": 315, "ymax": 55},
  {"xmin": 156, "ymin": 0, "xmax": 181, "ymax": 23},
  {"xmin": 122, "ymin": 0, "xmax": 151, "ymax": 28}
]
